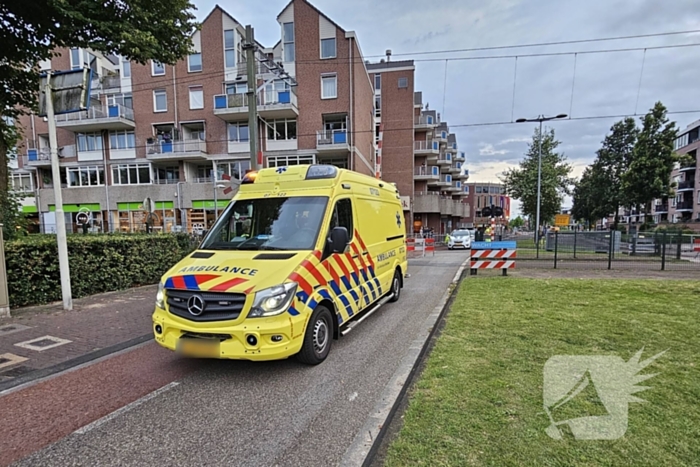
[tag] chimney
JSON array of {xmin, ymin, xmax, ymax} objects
[{"xmin": 386, "ymin": 49, "xmax": 392, "ymax": 61}]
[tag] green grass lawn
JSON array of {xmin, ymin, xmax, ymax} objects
[{"xmin": 384, "ymin": 278, "xmax": 700, "ymax": 466}]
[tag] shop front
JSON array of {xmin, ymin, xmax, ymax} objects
[
  {"xmin": 188, "ymin": 200, "xmax": 229, "ymax": 234},
  {"xmin": 115, "ymin": 201, "xmax": 178, "ymax": 233}
]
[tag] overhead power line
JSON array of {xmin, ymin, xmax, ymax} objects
[{"xmin": 364, "ymin": 28, "xmax": 700, "ymax": 58}]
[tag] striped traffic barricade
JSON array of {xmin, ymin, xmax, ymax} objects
[
  {"xmin": 470, "ymin": 241, "xmax": 517, "ymax": 276},
  {"xmin": 424, "ymin": 238, "xmax": 435, "ymax": 256}
]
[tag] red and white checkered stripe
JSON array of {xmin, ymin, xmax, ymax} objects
[
  {"xmin": 375, "ymin": 123, "xmax": 383, "ymax": 179},
  {"xmin": 470, "ymin": 260, "xmax": 516, "ymax": 269},
  {"xmin": 471, "ymin": 249, "xmax": 517, "ymax": 259}
]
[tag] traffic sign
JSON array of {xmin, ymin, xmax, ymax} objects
[{"xmin": 554, "ymin": 214, "xmax": 570, "ymax": 226}]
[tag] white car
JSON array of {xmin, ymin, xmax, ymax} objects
[{"xmin": 448, "ymin": 229, "xmax": 472, "ymax": 250}]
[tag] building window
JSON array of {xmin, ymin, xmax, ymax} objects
[
  {"xmin": 398, "ymin": 77, "xmax": 408, "ymax": 88},
  {"xmin": 155, "ymin": 166, "xmax": 180, "ymax": 184},
  {"xmin": 109, "ymin": 130, "xmax": 136, "ymax": 149},
  {"xmin": 188, "ymin": 53, "xmax": 202, "ymax": 72},
  {"xmin": 267, "ymin": 119, "xmax": 297, "ymax": 141},
  {"xmin": 216, "ymin": 160, "xmax": 251, "ymax": 181},
  {"xmin": 226, "ymin": 83, "xmax": 247, "ymax": 94},
  {"xmin": 122, "ymin": 59, "xmax": 131, "ymax": 78},
  {"xmin": 152, "ymin": 61, "xmax": 165, "ymax": 76},
  {"xmin": 107, "ymin": 93, "xmax": 133, "ymax": 109},
  {"xmin": 267, "ymin": 154, "xmax": 314, "ymax": 167},
  {"xmin": 375, "ymin": 96, "xmax": 381, "ymax": 117},
  {"xmin": 224, "ymin": 30, "xmax": 235, "ymax": 68},
  {"xmin": 76, "ymin": 132, "xmax": 103, "ymax": 152},
  {"xmin": 10, "ymin": 173, "xmax": 33, "ymax": 192},
  {"xmin": 374, "ymin": 74, "xmax": 381, "ymax": 91},
  {"xmin": 228, "ymin": 123, "xmax": 249, "ymax": 142},
  {"xmin": 153, "ymin": 90, "xmax": 167, "ymax": 112},
  {"xmin": 70, "ymin": 48, "xmax": 81, "ymax": 69},
  {"xmin": 112, "ymin": 163, "xmax": 151, "ymax": 185},
  {"xmin": 321, "ymin": 74, "xmax": 337, "ymax": 99},
  {"xmin": 321, "ymin": 38, "xmax": 336, "ymax": 59},
  {"xmin": 189, "ymin": 86, "xmax": 204, "ymax": 110},
  {"xmin": 476, "ymin": 186, "xmax": 483, "ymax": 194},
  {"xmin": 67, "ymin": 166, "xmax": 104, "ymax": 187},
  {"xmin": 283, "ymin": 22, "xmax": 295, "ymax": 62}
]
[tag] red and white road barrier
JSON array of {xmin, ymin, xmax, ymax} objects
[
  {"xmin": 470, "ymin": 248, "xmax": 517, "ymax": 275},
  {"xmin": 425, "ymin": 238, "xmax": 435, "ymax": 256}
]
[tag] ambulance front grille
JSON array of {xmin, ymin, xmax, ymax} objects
[{"xmin": 166, "ymin": 289, "xmax": 247, "ymax": 322}]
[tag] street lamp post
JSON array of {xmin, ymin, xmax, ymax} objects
[{"xmin": 515, "ymin": 114, "xmax": 567, "ymax": 254}]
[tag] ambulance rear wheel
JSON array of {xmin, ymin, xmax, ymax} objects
[
  {"xmin": 388, "ymin": 270, "xmax": 401, "ymax": 303},
  {"xmin": 296, "ymin": 306, "xmax": 333, "ymax": 365}
]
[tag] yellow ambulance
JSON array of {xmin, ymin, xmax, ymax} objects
[{"xmin": 152, "ymin": 164, "xmax": 408, "ymax": 365}]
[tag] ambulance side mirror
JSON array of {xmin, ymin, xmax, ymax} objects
[{"xmin": 329, "ymin": 227, "xmax": 349, "ymax": 253}]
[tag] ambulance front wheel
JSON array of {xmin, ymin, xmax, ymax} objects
[
  {"xmin": 388, "ymin": 269, "xmax": 401, "ymax": 303},
  {"xmin": 296, "ymin": 305, "xmax": 333, "ymax": 365}
]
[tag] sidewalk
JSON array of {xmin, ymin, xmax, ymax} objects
[{"xmin": 0, "ymin": 286, "xmax": 156, "ymax": 390}]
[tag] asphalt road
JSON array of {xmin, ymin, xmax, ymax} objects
[{"xmin": 6, "ymin": 250, "xmax": 469, "ymax": 467}]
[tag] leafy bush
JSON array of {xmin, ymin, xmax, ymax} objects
[{"xmin": 6, "ymin": 233, "xmax": 197, "ymax": 308}]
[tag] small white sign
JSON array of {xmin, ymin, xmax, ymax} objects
[{"xmin": 400, "ymin": 196, "xmax": 410, "ymax": 211}]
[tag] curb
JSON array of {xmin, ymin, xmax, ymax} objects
[
  {"xmin": 0, "ymin": 334, "xmax": 152, "ymax": 396},
  {"xmin": 339, "ymin": 256, "xmax": 469, "ymax": 467}
]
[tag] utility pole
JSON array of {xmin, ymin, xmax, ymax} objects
[
  {"xmin": 45, "ymin": 72, "xmax": 73, "ymax": 310},
  {"xmin": 244, "ymin": 25, "xmax": 259, "ymax": 171}
]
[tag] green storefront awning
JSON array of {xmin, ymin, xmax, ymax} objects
[
  {"xmin": 22, "ymin": 205, "xmax": 38, "ymax": 213},
  {"xmin": 192, "ymin": 200, "xmax": 229, "ymax": 209},
  {"xmin": 118, "ymin": 201, "xmax": 174, "ymax": 211},
  {"xmin": 49, "ymin": 203, "xmax": 101, "ymax": 213}
]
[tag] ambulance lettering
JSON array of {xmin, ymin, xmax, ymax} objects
[{"xmin": 177, "ymin": 265, "xmax": 258, "ymax": 276}]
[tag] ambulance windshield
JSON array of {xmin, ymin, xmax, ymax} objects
[{"xmin": 200, "ymin": 196, "xmax": 329, "ymax": 251}]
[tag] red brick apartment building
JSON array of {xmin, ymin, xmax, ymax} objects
[{"xmin": 9, "ymin": 0, "xmax": 469, "ymax": 235}]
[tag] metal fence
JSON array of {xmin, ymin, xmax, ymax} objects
[{"xmin": 511, "ymin": 230, "xmax": 700, "ymax": 271}]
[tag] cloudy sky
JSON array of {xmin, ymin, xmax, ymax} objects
[{"xmin": 194, "ymin": 0, "xmax": 700, "ymax": 216}]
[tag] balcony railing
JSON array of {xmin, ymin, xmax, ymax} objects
[
  {"xmin": 414, "ymin": 140, "xmax": 439, "ymax": 152},
  {"xmin": 55, "ymin": 103, "xmax": 134, "ymax": 123},
  {"xmin": 414, "ymin": 115, "xmax": 437, "ymax": 126},
  {"xmin": 147, "ymin": 139, "xmax": 207, "ymax": 155},
  {"xmin": 25, "ymin": 144, "xmax": 77, "ymax": 163},
  {"xmin": 214, "ymin": 93, "xmax": 250, "ymax": 110},
  {"xmin": 317, "ymin": 129, "xmax": 348, "ymax": 147},
  {"xmin": 654, "ymin": 204, "xmax": 669, "ymax": 213},
  {"xmin": 677, "ymin": 180, "xmax": 695, "ymax": 190},
  {"xmin": 259, "ymin": 89, "xmax": 297, "ymax": 107},
  {"xmin": 675, "ymin": 201, "xmax": 695, "ymax": 210},
  {"xmin": 680, "ymin": 162, "xmax": 697, "ymax": 171},
  {"xmin": 414, "ymin": 166, "xmax": 440, "ymax": 177}
]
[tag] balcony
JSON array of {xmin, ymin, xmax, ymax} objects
[
  {"xmin": 437, "ymin": 153, "xmax": 453, "ymax": 166},
  {"xmin": 434, "ymin": 130, "xmax": 448, "ymax": 143},
  {"xmin": 258, "ymin": 89, "xmax": 298, "ymax": 119},
  {"xmin": 317, "ymin": 130, "xmax": 350, "ymax": 153},
  {"xmin": 24, "ymin": 145, "xmax": 77, "ymax": 167},
  {"xmin": 679, "ymin": 162, "xmax": 697, "ymax": 172},
  {"xmin": 413, "ymin": 192, "xmax": 440, "ymax": 213},
  {"xmin": 677, "ymin": 180, "xmax": 695, "ymax": 191},
  {"xmin": 654, "ymin": 203, "xmax": 669, "ymax": 213},
  {"xmin": 676, "ymin": 201, "xmax": 695, "ymax": 211},
  {"xmin": 414, "ymin": 115, "xmax": 437, "ymax": 130},
  {"xmin": 454, "ymin": 152, "xmax": 465, "ymax": 162},
  {"xmin": 55, "ymin": 104, "xmax": 135, "ymax": 132},
  {"xmin": 414, "ymin": 166, "xmax": 440, "ymax": 181},
  {"xmin": 414, "ymin": 140, "xmax": 440, "ymax": 156},
  {"xmin": 146, "ymin": 139, "xmax": 207, "ymax": 161},
  {"xmin": 213, "ymin": 93, "xmax": 250, "ymax": 121},
  {"xmin": 445, "ymin": 144, "xmax": 458, "ymax": 154}
]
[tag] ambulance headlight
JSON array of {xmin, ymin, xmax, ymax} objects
[
  {"xmin": 155, "ymin": 282, "xmax": 166, "ymax": 310},
  {"xmin": 249, "ymin": 282, "xmax": 297, "ymax": 317}
]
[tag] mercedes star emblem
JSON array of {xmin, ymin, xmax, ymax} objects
[{"xmin": 187, "ymin": 294, "xmax": 205, "ymax": 316}]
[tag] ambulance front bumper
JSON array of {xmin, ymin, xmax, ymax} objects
[{"xmin": 152, "ymin": 307, "xmax": 305, "ymax": 361}]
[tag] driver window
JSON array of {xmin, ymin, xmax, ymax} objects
[{"xmin": 330, "ymin": 198, "xmax": 353, "ymax": 238}]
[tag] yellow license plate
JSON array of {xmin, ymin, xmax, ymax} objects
[{"xmin": 177, "ymin": 338, "xmax": 220, "ymax": 358}]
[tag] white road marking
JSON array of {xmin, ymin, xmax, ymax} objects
[
  {"xmin": 0, "ymin": 353, "xmax": 28, "ymax": 370},
  {"xmin": 349, "ymin": 392, "xmax": 358, "ymax": 402},
  {"xmin": 14, "ymin": 335, "xmax": 72, "ymax": 352},
  {"xmin": 74, "ymin": 381, "xmax": 180, "ymax": 435}
]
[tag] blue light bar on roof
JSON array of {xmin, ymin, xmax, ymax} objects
[{"xmin": 305, "ymin": 165, "xmax": 338, "ymax": 180}]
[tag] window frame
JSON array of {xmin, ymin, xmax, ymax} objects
[
  {"xmin": 188, "ymin": 53, "xmax": 202, "ymax": 73},
  {"xmin": 66, "ymin": 165, "xmax": 104, "ymax": 188},
  {"xmin": 151, "ymin": 61, "xmax": 165, "ymax": 76},
  {"xmin": 321, "ymin": 74, "xmax": 338, "ymax": 100},
  {"xmin": 398, "ymin": 77, "xmax": 408, "ymax": 88},
  {"xmin": 228, "ymin": 122, "xmax": 250, "ymax": 143},
  {"xmin": 266, "ymin": 119, "xmax": 297, "ymax": 141},
  {"xmin": 76, "ymin": 132, "xmax": 103, "ymax": 152},
  {"xmin": 70, "ymin": 48, "xmax": 81, "ymax": 70},
  {"xmin": 109, "ymin": 130, "xmax": 136, "ymax": 150},
  {"xmin": 283, "ymin": 22, "xmax": 295, "ymax": 62},
  {"xmin": 153, "ymin": 89, "xmax": 167, "ymax": 113},
  {"xmin": 374, "ymin": 74, "xmax": 381, "ymax": 91},
  {"xmin": 122, "ymin": 59, "xmax": 131, "ymax": 78},
  {"xmin": 189, "ymin": 86, "xmax": 204, "ymax": 110},
  {"xmin": 10, "ymin": 173, "xmax": 34, "ymax": 192},
  {"xmin": 111, "ymin": 163, "xmax": 152, "ymax": 185},
  {"xmin": 320, "ymin": 37, "xmax": 336, "ymax": 59},
  {"xmin": 224, "ymin": 29, "xmax": 236, "ymax": 68}
]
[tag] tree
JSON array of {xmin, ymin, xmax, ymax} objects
[
  {"xmin": 571, "ymin": 165, "xmax": 606, "ymax": 229},
  {"xmin": 0, "ymin": 0, "xmax": 199, "ymax": 229},
  {"xmin": 501, "ymin": 127, "xmax": 574, "ymax": 231},
  {"xmin": 622, "ymin": 102, "xmax": 678, "ymax": 219},
  {"xmin": 589, "ymin": 117, "xmax": 638, "ymax": 230},
  {"xmin": 509, "ymin": 216, "xmax": 525, "ymax": 229}
]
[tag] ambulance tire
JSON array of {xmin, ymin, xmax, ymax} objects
[
  {"xmin": 296, "ymin": 305, "xmax": 333, "ymax": 365},
  {"xmin": 388, "ymin": 270, "xmax": 401, "ymax": 303}
]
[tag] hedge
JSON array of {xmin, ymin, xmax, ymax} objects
[{"xmin": 6, "ymin": 233, "xmax": 197, "ymax": 308}]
